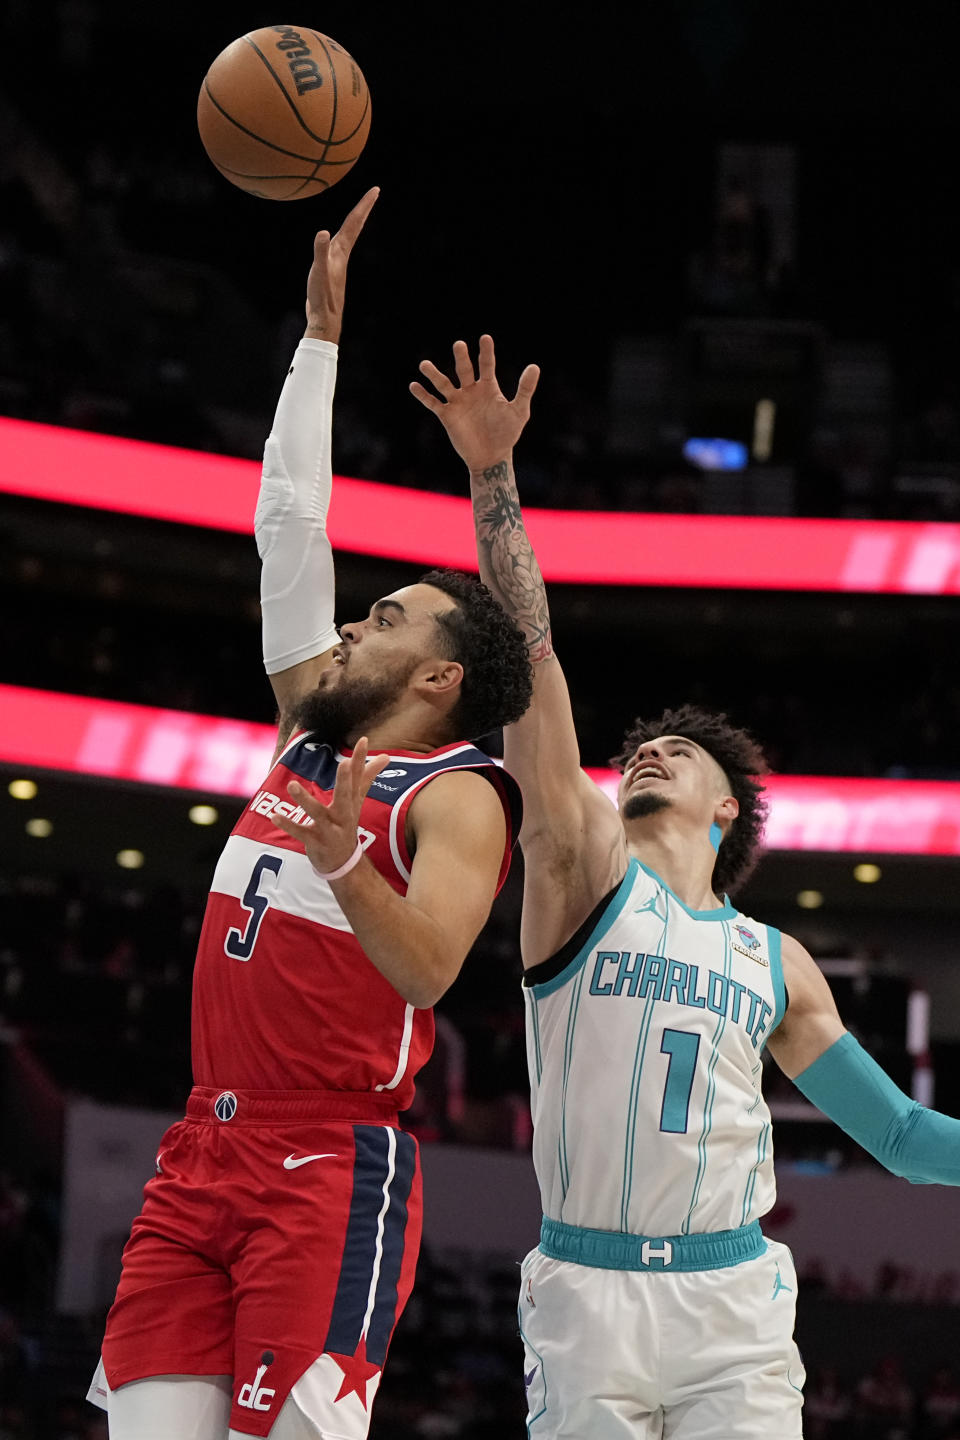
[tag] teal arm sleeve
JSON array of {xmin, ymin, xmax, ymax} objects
[{"xmin": 792, "ymin": 1031, "xmax": 960, "ymax": 1185}]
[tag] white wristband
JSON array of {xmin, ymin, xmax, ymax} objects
[{"xmin": 311, "ymin": 839, "xmax": 364, "ymax": 882}]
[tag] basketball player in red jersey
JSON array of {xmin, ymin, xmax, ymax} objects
[{"xmin": 87, "ymin": 191, "xmax": 532, "ymax": 1440}]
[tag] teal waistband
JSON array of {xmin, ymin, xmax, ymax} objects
[{"xmin": 539, "ymin": 1216, "xmax": 765, "ymax": 1272}]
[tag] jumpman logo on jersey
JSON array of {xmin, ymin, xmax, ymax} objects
[
  {"xmin": 771, "ymin": 1264, "xmax": 793, "ymax": 1300},
  {"xmin": 634, "ymin": 893, "xmax": 667, "ymax": 922}
]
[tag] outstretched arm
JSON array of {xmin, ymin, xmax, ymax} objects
[
  {"xmin": 411, "ymin": 337, "xmax": 625, "ymax": 962},
  {"xmin": 769, "ymin": 934, "xmax": 960, "ymax": 1185},
  {"xmin": 257, "ymin": 187, "xmax": 378, "ymax": 753},
  {"xmin": 411, "ymin": 337, "xmax": 548, "ymax": 660}
]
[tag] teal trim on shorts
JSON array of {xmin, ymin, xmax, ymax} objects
[{"xmin": 539, "ymin": 1216, "xmax": 765, "ymax": 1272}]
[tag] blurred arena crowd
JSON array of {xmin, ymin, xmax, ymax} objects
[
  {"xmin": 3, "ymin": 1236, "xmax": 960, "ymax": 1439},
  {"xmin": 0, "ymin": 866, "xmax": 924, "ymax": 1151}
]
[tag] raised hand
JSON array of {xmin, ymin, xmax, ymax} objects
[
  {"xmin": 410, "ymin": 334, "xmax": 540, "ymax": 473},
  {"xmin": 270, "ymin": 739, "xmax": 389, "ymax": 878},
  {"xmin": 304, "ymin": 185, "xmax": 379, "ymax": 345}
]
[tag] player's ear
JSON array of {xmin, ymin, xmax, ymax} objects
[
  {"xmin": 715, "ymin": 794, "xmax": 739, "ymax": 825},
  {"xmin": 417, "ymin": 659, "xmax": 464, "ymax": 698}
]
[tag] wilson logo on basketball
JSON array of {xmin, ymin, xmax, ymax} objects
[
  {"xmin": 197, "ymin": 24, "xmax": 371, "ymax": 202},
  {"xmin": 271, "ymin": 25, "xmax": 324, "ymax": 95}
]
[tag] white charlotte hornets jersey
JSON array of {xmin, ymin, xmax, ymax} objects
[{"xmin": 524, "ymin": 858, "xmax": 786, "ymax": 1238}]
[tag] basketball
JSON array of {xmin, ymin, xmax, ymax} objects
[{"xmin": 197, "ymin": 25, "xmax": 371, "ymax": 201}]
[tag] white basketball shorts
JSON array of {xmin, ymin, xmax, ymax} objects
[{"xmin": 518, "ymin": 1237, "xmax": 805, "ymax": 1439}]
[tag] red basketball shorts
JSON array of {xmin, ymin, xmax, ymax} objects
[{"xmin": 99, "ymin": 1087, "xmax": 422, "ymax": 1438}]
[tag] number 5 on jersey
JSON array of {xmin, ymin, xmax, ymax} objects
[
  {"xmin": 224, "ymin": 831, "xmax": 378, "ymax": 962},
  {"xmin": 225, "ymin": 853, "xmax": 283, "ymax": 961}
]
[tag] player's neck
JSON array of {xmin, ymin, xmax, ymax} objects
[
  {"xmin": 346, "ymin": 696, "xmax": 460, "ymax": 756},
  {"xmin": 344, "ymin": 720, "xmax": 451, "ymax": 756},
  {"xmin": 626, "ymin": 823, "xmax": 725, "ymax": 912}
]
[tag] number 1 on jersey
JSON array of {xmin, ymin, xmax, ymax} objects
[
  {"xmin": 225, "ymin": 853, "xmax": 283, "ymax": 961},
  {"xmin": 659, "ymin": 1029, "xmax": 700, "ymax": 1134}
]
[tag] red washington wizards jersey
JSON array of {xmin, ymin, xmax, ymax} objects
[{"xmin": 191, "ymin": 732, "xmax": 521, "ymax": 1108}]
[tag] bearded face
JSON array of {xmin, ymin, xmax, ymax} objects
[
  {"xmin": 293, "ymin": 656, "xmax": 419, "ymax": 746},
  {"xmin": 621, "ymin": 789, "xmax": 672, "ymax": 822}
]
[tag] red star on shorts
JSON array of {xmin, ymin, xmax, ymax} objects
[{"xmin": 327, "ymin": 1335, "xmax": 381, "ymax": 1410}]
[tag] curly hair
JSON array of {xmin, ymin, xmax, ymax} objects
[
  {"xmin": 419, "ymin": 568, "xmax": 533, "ymax": 741},
  {"xmin": 611, "ymin": 703, "xmax": 769, "ymax": 895}
]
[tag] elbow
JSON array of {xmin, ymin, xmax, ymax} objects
[
  {"xmin": 411, "ymin": 991, "xmax": 443, "ymax": 1011},
  {"xmin": 408, "ymin": 973, "xmax": 453, "ymax": 1010},
  {"xmin": 402, "ymin": 987, "xmax": 444, "ymax": 1011},
  {"xmin": 404, "ymin": 954, "xmax": 463, "ymax": 1011}
]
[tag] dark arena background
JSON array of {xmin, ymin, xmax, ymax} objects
[{"xmin": 3, "ymin": 2, "xmax": 960, "ymax": 1435}]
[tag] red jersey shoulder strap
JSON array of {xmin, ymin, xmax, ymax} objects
[{"xmin": 385, "ymin": 748, "xmax": 522, "ymax": 894}]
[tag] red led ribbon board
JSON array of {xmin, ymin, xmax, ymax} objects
[
  {"xmin": 0, "ymin": 685, "xmax": 276, "ymax": 799},
  {"xmin": 3, "ymin": 685, "xmax": 960, "ymax": 855},
  {"xmin": 583, "ymin": 770, "xmax": 960, "ymax": 858},
  {"xmin": 3, "ymin": 416, "xmax": 960, "ymax": 591}
]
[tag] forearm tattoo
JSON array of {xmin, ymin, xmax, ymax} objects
[{"xmin": 473, "ymin": 461, "xmax": 553, "ymax": 662}]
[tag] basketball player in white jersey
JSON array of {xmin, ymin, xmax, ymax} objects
[{"xmin": 412, "ymin": 335, "xmax": 960, "ymax": 1439}]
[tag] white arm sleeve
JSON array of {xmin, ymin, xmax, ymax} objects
[{"xmin": 255, "ymin": 337, "xmax": 342, "ymax": 676}]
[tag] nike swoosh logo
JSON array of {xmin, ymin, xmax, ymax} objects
[
  {"xmin": 524, "ymin": 1367, "xmax": 538, "ymax": 1388},
  {"xmin": 283, "ymin": 1153, "xmax": 337, "ymax": 1169}
]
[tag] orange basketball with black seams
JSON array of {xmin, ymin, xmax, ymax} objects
[{"xmin": 197, "ymin": 24, "xmax": 371, "ymax": 201}]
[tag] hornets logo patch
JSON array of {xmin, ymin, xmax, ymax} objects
[{"xmin": 732, "ymin": 925, "xmax": 769, "ymax": 965}]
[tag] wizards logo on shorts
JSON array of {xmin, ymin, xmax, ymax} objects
[
  {"xmin": 215, "ymin": 1091, "xmax": 238, "ymax": 1121},
  {"xmin": 732, "ymin": 925, "xmax": 769, "ymax": 965}
]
